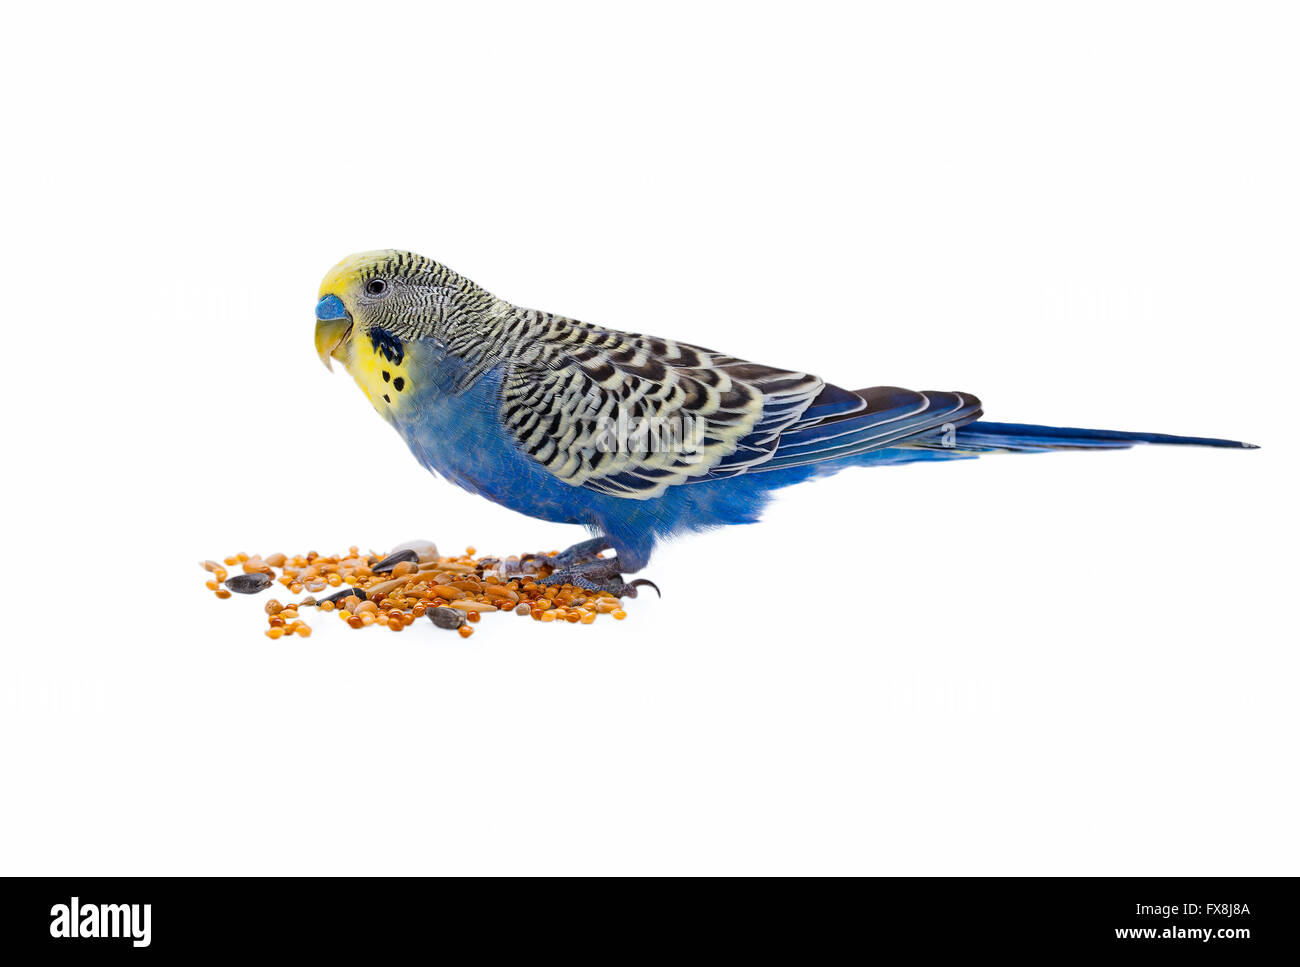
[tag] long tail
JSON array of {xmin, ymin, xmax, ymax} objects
[
  {"xmin": 938, "ymin": 420, "xmax": 1258, "ymax": 453},
  {"xmin": 750, "ymin": 381, "xmax": 1257, "ymax": 473}
]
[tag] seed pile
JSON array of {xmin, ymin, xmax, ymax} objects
[{"xmin": 200, "ymin": 542, "xmax": 628, "ymax": 639}]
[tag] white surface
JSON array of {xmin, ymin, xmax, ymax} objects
[{"xmin": 2, "ymin": 1, "xmax": 1296, "ymax": 875}]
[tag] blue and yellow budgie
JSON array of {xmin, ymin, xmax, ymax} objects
[{"xmin": 315, "ymin": 250, "xmax": 1254, "ymax": 596}]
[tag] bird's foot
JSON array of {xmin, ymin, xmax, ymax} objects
[
  {"xmin": 537, "ymin": 556, "xmax": 661, "ymax": 599},
  {"xmin": 508, "ymin": 537, "xmax": 612, "ymax": 578},
  {"xmin": 509, "ymin": 535, "xmax": 611, "ymax": 574},
  {"xmin": 548, "ymin": 537, "xmax": 613, "ymax": 570}
]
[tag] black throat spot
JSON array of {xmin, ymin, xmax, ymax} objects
[{"xmin": 369, "ymin": 327, "xmax": 405, "ymax": 366}]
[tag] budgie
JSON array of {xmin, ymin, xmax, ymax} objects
[{"xmin": 315, "ymin": 250, "xmax": 1255, "ymax": 596}]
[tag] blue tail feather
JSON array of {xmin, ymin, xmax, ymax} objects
[{"xmin": 950, "ymin": 421, "xmax": 1258, "ymax": 452}]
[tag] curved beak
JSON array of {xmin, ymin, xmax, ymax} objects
[{"xmin": 315, "ymin": 294, "xmax": 352, "ymax": 371}]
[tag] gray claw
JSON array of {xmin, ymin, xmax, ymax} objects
[
  {"xmin": 538, "ymin": 572, "xmax": 660, "ymax": 599},
  {"xmin": 624, "ymin": 579, "xmax": 661, "ymax": 599}
]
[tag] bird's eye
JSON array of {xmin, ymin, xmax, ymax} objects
[{"xmin": 365, "ymin": 279, "xmax": 388, "ymax": 297}]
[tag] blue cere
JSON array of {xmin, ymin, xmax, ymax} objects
[{"xmin": 316, "ymin": 294, "xmax": 348, "ymax": 320}]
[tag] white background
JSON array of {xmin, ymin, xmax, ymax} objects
[{"xmin": 2, "ymin": 1, "xmax": 1296, "ymax": 875}]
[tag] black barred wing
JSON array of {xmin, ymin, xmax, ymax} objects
[
  {"xmin": 746, "ymin": 385, "xmax": 984, "ymax": 472},
  {"xmin": 499, "ymin": 332, "xmax": 824, "ymax": 498}
]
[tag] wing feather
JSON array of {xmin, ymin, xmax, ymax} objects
[
  {"xmin": 500, "ymin": 330, "xmax": 823, "ymax": 498},
  {"xmin": 499, "ymin": 324, "xmax": 983, "ymax": 497}
]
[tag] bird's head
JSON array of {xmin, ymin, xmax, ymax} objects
[{"xmin": 314, "ymin": 249, "xmax": 484, "ymax": 371}]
